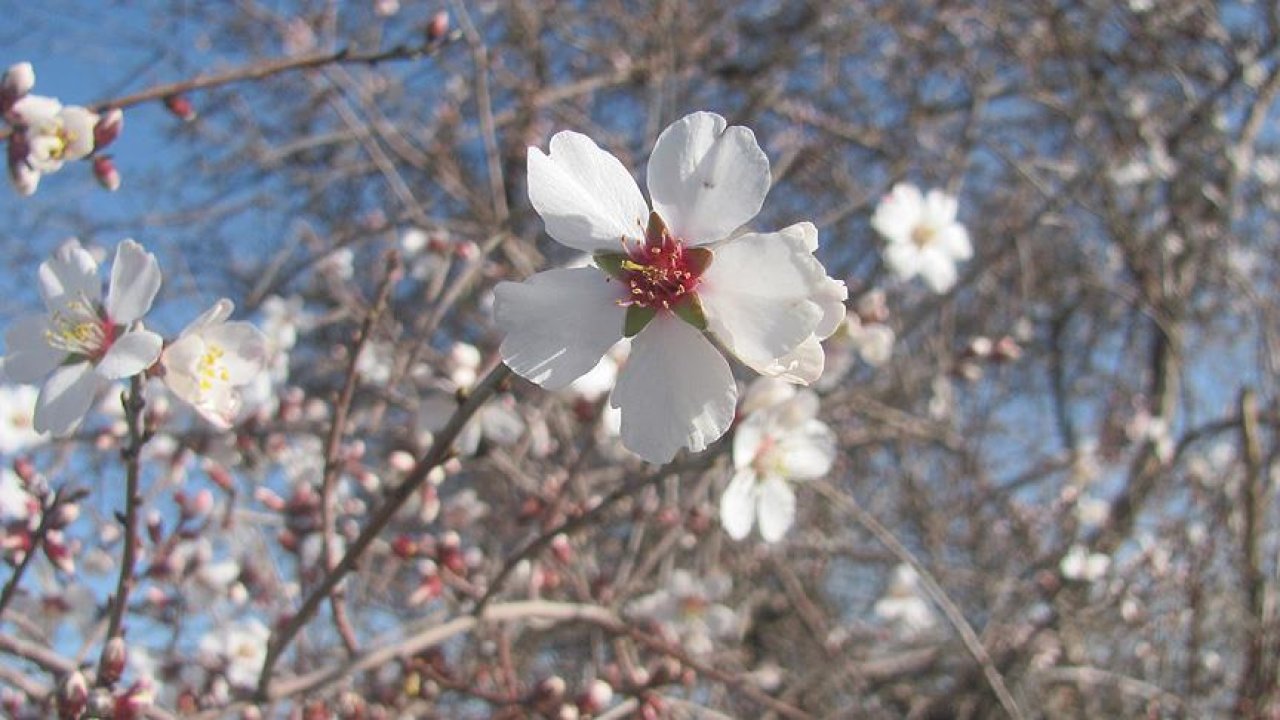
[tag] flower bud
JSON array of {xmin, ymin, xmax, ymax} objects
[
  {"xmin": 163, "ymin": 94, "xmax": 197, "ymax": 122},
  {"xmin": 57, "ymin": 671, "xmax": 87, "ymax": 720},
  {"xmin": 2, "ymin": 62, "xmax": 34, "ymax": 101},
  {"xmin": 94, "ymin": 109, "xmax": 124, "ymax": 150},
  {"xmin": 100, "ymin": 637, "xmax": 127, "ymax": 685},
  {"xmin": 426, "ymin": 12, "xmax": 450, "ymax": 42},
  {"xmin": 93, "ymin": 155, "xmax": 121, "ymax": 192},
  {"xmin": 577, "ymin": 679, "xmax": 613, "ymax": 714}
]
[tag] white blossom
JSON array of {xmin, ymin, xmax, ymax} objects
[
  {"xmin": 496, "ymin": 112, "xmax": 845, "ymax": 464},
  {"xmin": 872, "ymin": 183, "xmax": 973, "ymax": 293},
  {"xmin": 720, "ymin": 387, "xmax": 836, "ymax": 542},
  {"xmin": 0, "ymin": 384, "xmax": 45, "ymax": 455},
  {"xmin": 199, "ymin": 617, "xmax": 270, "ymax": 689},
  {"xmin": 626, "ymin": 570, "xmax": 739, "ymax": 656},
  {"xmin": 873, "ymin": 565, "xmax": 937, "ymax": 638},
  {"xmin": 2, "ymin": 239, "xmax": 163, "ymax": 435},
  {"xmin": 161, "ymin": 299, "xmax": 269, "ymax": 429}
]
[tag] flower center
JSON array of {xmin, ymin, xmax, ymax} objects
[
  {"xmin": 911, "ymin": 224, "xmax": 938, "ymax": 249},
  {"xmin": 196, "ymin": 344, "xmax": 232, "ymax": 395},
  {"xmin": 595, "ymin": 212, "xmax": 712, "ymax": 337},
  {"xmin": 45, "ymin": 297, "xmax": 115, "ymax": 360}
]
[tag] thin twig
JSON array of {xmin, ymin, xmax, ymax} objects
[
  {"xmin": 318, "ymin": 251, "xmax": 401, "ymax": 658},
  {"xmin": 813, "ymin": 482, "xmax": 1026, "ymax": 720},
  {"xmin": 0, "ymin": 486, "xmax": 84, "ymax": 622},
  {"xmin": 257, "ymin": 361, "xmax": 513, "ymax": 698},
  {"xmin": 96, "ymin": 376, "xmax": 149, "ymax": 687}
]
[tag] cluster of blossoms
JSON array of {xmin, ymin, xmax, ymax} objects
[
  {"xmin": 720, "ymin": 377, "xmax": 837, "ymax": 543},
  {"xmin": 1, "ymin": 62, "xmax": 123, "ymax": 196},
  {"xmin": 496, "ymin": 111, "xmax": 847, "ymax": 464},
  {"xmin": 1, "ymin": 238, "xmax": 268, "ymax": 435}
]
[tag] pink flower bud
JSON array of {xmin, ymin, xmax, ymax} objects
[
  {"xmin": 58, "ymin": 671, "xmax": 87, "ymax": 720},
  {"xmin": 1, "ymin": 63, "xmax": 34, "ymax": 104},
  {"xmin": 100, "ymin": 637, "xmax": 127, "ymax": 685},
  {"xmin": 577, "ymin": 679, "xmax": 613, "ymax": 714},
  {"xmin": 93, "ymin": 155, "xmax": 121, "ymax": 192},
  {"xmin": 550, "ymin": 533, "xmax": 572, "ymax": 564},
  {"xmin": 426, "ymin": 12, "xmax": 450, "ymax": 42},
  {"xmin": 163, "ymin": 95, "xmax": 197, "ymax": 122},
  {"xmin": 94, "ymin": 109, "xmax": 124, "ymax": 150}
]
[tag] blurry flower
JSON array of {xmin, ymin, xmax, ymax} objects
[
  {"xmin": 626, "ymin": 570, "xmax": 738, "ymax": 656},
  {"xmin": 2, "ymin": 239, "xmax": 163, "ymax": 434},
  {"xmin": 5, "ymin": 94, "xmax": 99, "ymax": 196},
  {"xmin": 355, "ymin": 340, "xmax": 395, "ymax": 386},
  {"xmin": 0, "ymin": 468, "xmax": 34, "ymax": 523},
  {"xmin": 161, "ymin": 299, "xmax": 269, "ymax": 429},
  {"xmin": 0, "ymin": 384, "xmax": 45, "ymax": 455},
  {"xmin": 738, "ymin": 376, "xmax": 797, "ymax": 418},
  {"xmin": 872, "ymin": 183, "xmax": 972, "ymax": 293},
  {"xmin": 497, "ymin": 112, "xmax": 845, "ymax": 463},
  {"xmin": 720, "ymin": 389, "xmax": 836, "ymax": 542},
  {"xmin": 844, "ymin": 315, "xmax": 895, "ymax": 367},
  {"xmin": 1060, "ymin": 544, "xmax": 1110, "ymax": 582},
  {"xmin": 417, "ymin": 390, "xmax": 525, "ymax": 456},
  {"xmin": 873, "ymin": 565, "xmax": 937, "ymax": 638},
  {"xmin": 200, "ymin": 617, "xmax": 269, "ymax": 689}
]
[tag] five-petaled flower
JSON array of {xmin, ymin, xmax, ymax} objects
[
  {"xmin": 161, "ymin": 299, "xmax": 270, "ymax": 429},
  {"xmin": 719, "ymin": 382, "xmax": 836, "ymax": 542},
  {"xmin": 872, "ymin": 183, "xmax": 973, "ymax": 294},
  {"xmin": 2, "ymin": 239, "xmax": 162, "ymax": 435},
  {"xmin": 496, "ymin": 112, "xmax": 846, "ymax": 464}
]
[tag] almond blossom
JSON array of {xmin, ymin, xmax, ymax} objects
[
  {"xmin": 496, "ymin": 112, "xmax": 846, "ymax": 464},
  {"xmin": 200, "ymin": 617, "xmax": 270, "ymax": 689},
  {"xmin": 873, "ymin": 565, "xmax": 938, "ymax": 638},
  {"xmin": 161, "ymin": 299, "xmax": 269, "ymax": 429},
  {"xmin": 2, "ymin": 239, "xmax": 163, "ymax": 435},
  {"xmin": 872, "ymin": 183, "xmax": 973, "ymax": 293},
  {"xmin": 0, "ymin": 383, "xmax": 45, "ymax": 455},
  {"xmin": 720, "ymin": 384, "xmax": 836, "ymax": 542}
]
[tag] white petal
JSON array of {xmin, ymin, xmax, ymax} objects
[
  {"xmin": 495, "ymin": 268, "xmax": 625, "ymax": 391},
  {"xmin": 882, "ymin": 243, "xmax": 922, "ymax": 281},
  {"xmin": 755, "ymin": 476, "xmax": 796, "ymax": 543},
  {"xmin": 918, "ymin": 251, "xmax": 959, "ymax": 294},
  {"xmin": 58, "ymin": 106, "xmax": 99, "ymax": 160},
  {"xmin": 38, "ymin": 240, "xmax": 100, "ymax": 311},
  {"xmin": 205, "ymin": 322, "xmax": 270, "ymax": 381},
  {"xmin": 647, "ymin": 112, "xmax": 771, "ymax": 244},
  {"xmin": 939, "ymin": 224, "xmax": 973, "ymax": 261},
  {"xmin": 739, "ymin": 377, "xmax": 797, "ymax": 419},
  {"xmin": 871, "ymin": 183, "xmax": 924, "ymax": 243},
  {"xmin": 34, "ymin": 362, "xmax": 102, "ymax": 435},
  {"xmin": 105, "ymin": 240, "xmax": 161, "ymax": 324},
  {"xmin": 924, "ymin": 189, "xmax": 959, "ymax": 224},
  {"xmin": 812, "ymin": 274, "xmax": 848, "ymax": 340},
  {"xmin": 3, "ymin": 315, "xmax": 65, "ymax": 383},
  {"xmin": 733, "ymin": 410, "xmax": 768, "ymax": 470},
  {"xmin": 700, "ymin": 229, "xmax": 825, "ymax": 374},
  {"xmin": 611, "ymin": 314, "xmax": 736, "ymax": 464},
  {"xmin": 527, "ymin": 131, "xmax": 649, "ymax": 253},
  {"xmin": 96, "ymin": 330, "xmax": 162, "ymax": 379},
  {"xmin": 759, "ymin": 336, "xmax": 825, "ymax": 385},
  {"xmin": 778, "ymin": 419, "xmax": 837, "ymax": 479},
  {"xmin": 9, "ymin": 95, "xmax": 61, "ymax": 126},
  {"xmin": 183, "ymin": 299, "xmax": 235, "ymax": 335},
  {"xmin": 719, "ymin": 470, "xmax": 758, "ymax": 540}
]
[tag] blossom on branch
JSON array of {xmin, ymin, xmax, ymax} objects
[
  {"xmin": 496, "ymin": 112, "xmax": 846, "ymax": 463},
  {"xmin": 720, "ymin": 382, "xmax": 836, "ymax": 542},
  {"xmin": 872, "ymin": 183, "xmax": 973, "ymax": 294},
  {"xmin": 2, "ymin": 239, "xmax": 163, "ymax": 435},
  {"xmin": 161, "ymin": 299, "xmax": 270, "ymax": 429}
]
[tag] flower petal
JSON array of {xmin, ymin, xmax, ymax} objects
[
  {"xmin": 105, "ymin": 239, "xmax": 162, "ymax": 324},
  {"xmin": 719, "ymin": 470, "xmax": 758, "ymax": 540},
  {"xmin": 495, "ymin": 268, "xmax": 625, "ymax": 391},
  {"xmin": 204, "ymin": 322, "xmax": 270, "ymax": 381},
  {"xmin": 918, "ymin": 251, "xmax": 959, "ymax": 294},
  {"xmin": 527, "ymin": 131, "xmax": 649, "ymax": 253},
  {"xmin": 871, "ymin": 183, "xmax": 924, "ymax": 243},
  {"xmin": 700, "ymin": 228, "xmax": 825, "ymax": 375},
  {"xmin": 3, "ymin": 314, "xmax": 66, "ymax": 383},
  {"xmin": 96, "ymin": 329, "xmax": 162, "ymax": 380},
  {"xmin": 939, "ymin": 224, "xmax": 973, "ymax": 261},
  {"xmin": 38, "ymin": 240, "xmax": 100, "ymax": 311},
  {"xmin": 758, "ymin": 336, "xmax": 825, "ymax": 385},
  {"xmin": 34, "ymin": 362, "xmax": 102, "ymax": 435},
  {"xmin": 647, "ymin": 112, "xmax": 770, "ymax": 244},
  {"xmin": 611, "ymin": 313, "xmax": 736, "ymax": 463},
  {"xmin": 778, "ymin": 419, "xmax": 837, "ymax": 479},
  {"xmin": 755, "ymin": 476, "xmax": 796, "ymax": 542}
]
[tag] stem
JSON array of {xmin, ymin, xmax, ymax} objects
[
  {"xmin": 96, "ymin": 375, "xmax": 148, "ymax": 686},
  {"xmin": 0, "ymin": 487, "xmax": 82, "ymax": 622},
  {"xmin": 813, "ymin": 482, "xmax": 1026, "ymax": 720},
  {"xmin": 256, "ymin": 361, "xmax": 512, "ymax": 698}
]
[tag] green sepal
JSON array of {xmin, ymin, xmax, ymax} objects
[
  {"xmin": 684, "ymin": 247, "xmax": 713, "ymax": 275},
  {"xmin": 594, "ymin": 252, "xmax": 629, "ymax": 279},
  {"xmin": 672, "ymin": 293, "xmax": 708, "ymax": 331},
  {"xmin": 624, "ymin": 305, "xmax": 657, "ymax": 337}
]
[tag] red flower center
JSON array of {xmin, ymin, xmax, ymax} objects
[{"xmin": 596, "ymin": 212, "xmax": 713, "ymax": 337}]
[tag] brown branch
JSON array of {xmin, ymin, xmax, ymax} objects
[{"xmin": 256, "ymin": 361, "xmax": 513, "ymax": 698}]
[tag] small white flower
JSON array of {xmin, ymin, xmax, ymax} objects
[
  {"xmin": 6, "ymin": 95, "xmax": 98, "ymax": 195},
  {"xmin": 1060, "ymin": 544, "xmax": 1110, "ymax": 582},
  {"xmin": 0, "ymin": 468, "xmax": 34, "ymax": 523},
  {"xmin": 161, "ymin": 299, "xmax": 269, "ymax": 429},
  {"xmin": 873, "ymin": 565, "xmax": 937, "ymax": 638},
  {"xmin": 626, "ymin": 570, "xmax": 739, "ymax": 656},
  {"xmin": 0, "ymin": 384, "xmax": 45, "ymax": 455},
  {"xmin": 355, "ymin": 340, "xmax": 395, "ymax": 386},
  {"xmin": 872, "ymin": 183, "xmax": 973, "ymax": 294},
  {"xmin": 497, "ymin": 112, "xmax": 846, "ymax": 464},
  {"xmin": 719, "ymin": 389, "xmax": 836, "ymax": 542},
  {"xmin": 2, "ymin": 239, "xmax": 163, "ymax": 435},
  {"xmin": 200, "ymin": 617, "xmax": 270, "ymax": 689}
]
